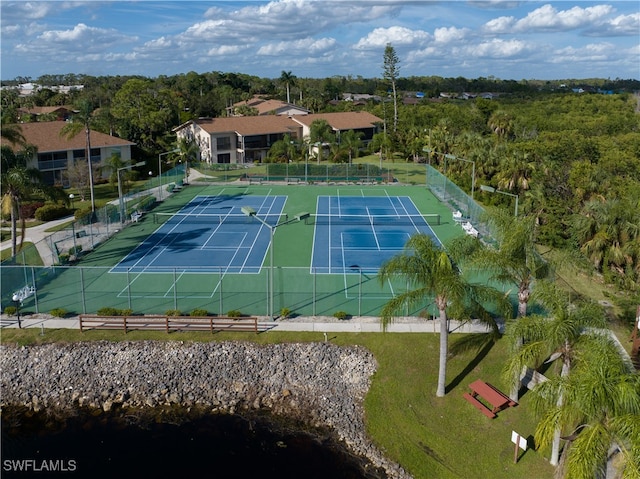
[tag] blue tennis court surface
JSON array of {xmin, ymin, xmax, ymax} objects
[
  {"xmin": 112, "ymin": 195, "xmax": 286, "ymax": 273},
  {"xmin": 311, "ymin": 196, "xmax": 442, "ymax": 274}
]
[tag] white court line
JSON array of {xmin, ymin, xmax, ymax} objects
[{"xmin": 365, "ymin": 207, "xmax": 381, "ymax": 250}]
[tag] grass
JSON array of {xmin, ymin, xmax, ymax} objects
[
  {"xmin": 0, "ymin": 242, "xmax": 42, "ymax": 264},
  {"xmin": 1, "ymin": 328, "xmax": 553, "ymax": 479}
]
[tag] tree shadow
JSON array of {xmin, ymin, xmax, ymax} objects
[{"xmin": 445, "ymin": 334, "xmax": 497, "ymax": 394}]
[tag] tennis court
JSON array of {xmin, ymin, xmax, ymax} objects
[
  {"xmin": 113, "ymin": 194, "xmax": 286, "ymax": 273},
  {"xmin": 3, "ymin": 183, "xmax": 469, "ymax": 317},
  {"xmin": 312, "ymin": 195, "xmax": 441, "ymax": 274}
]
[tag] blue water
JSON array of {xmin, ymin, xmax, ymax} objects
[{"xmin": 2, "ymin": 408, "xmax": 385, "ymax": 479}]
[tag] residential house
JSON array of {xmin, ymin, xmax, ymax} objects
[
  {"xmin": 227, "ymin": 96, "xmax": 310, "ymax": 117},
  {"xmin": 1, "ymin": 122, "xmax": 135, "ymax": 186},
  {"xmin": 17, "ymin": 105, "xmax": 76, "ymax": 122},
  {"xmin": 174, "ymin": 111, "xmax": 382, "ymax": 165}
]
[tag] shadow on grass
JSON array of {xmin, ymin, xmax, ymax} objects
[{"xmin": 445, "ymin": 334, "xmax": 497, "ymax": 394}]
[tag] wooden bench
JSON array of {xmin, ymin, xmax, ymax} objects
[
  {"xmin": 463, "ymin": 392, "xmax": 496, "ymax": 418},
  {"xmin": 79, "ymin": 315, "xmax": 271, "ymax": 334},
  {"xmin": 287, "ymin": 177, "xmax": 300, "ymax": 184}
]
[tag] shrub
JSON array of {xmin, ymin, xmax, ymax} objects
[
  {"xmin": 69, "ymin": 245, "xmax": 83, "ymax": 256},
  {"xmin": 74, "ymin": 208, "xmax": 93, "ymax": 221},
  {"xmin": 35, "ymin": 203, "xmax": 71, "ymax": 221},
  {"xmin": 226, "ymin": 309, "xmax": 242, "ymax": 318},
  {"xmin": 333, "ymin": 311, "xmax": 349, "ymax": 320},
  {"xmin": 50, "ymin": 308, "xmax": 67, "ymax": 318},
  {"xmin": 165, "ymin": 309, "xmax": 181, "ymax": 316},
  {"xmin": 190, "ymin": 309, "xmax": 209, "ymax": 317},
  {"xmin": 97, "ymin": 307, "xmax": 132, "ymax": 316},
  {"xmin": 280, "ymin": 307, "xmax": 291, "ymax": 319},
  {"xmin": 58, "ymin": 253, "xmax": 70, "ymax": 264},
  {"xmin": 20, "ymin": 202, "xmax": 45, "ymax": 219},
  {"xmin": 4, "ymin": 306, "xmax": 17, "ymax": 316}
]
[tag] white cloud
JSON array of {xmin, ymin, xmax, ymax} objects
[
  {"xmin": 465, "ymin": 38, "xmax": 528, "ymax": 58},
  {"xmin": 355, "ymin": 26, "xmax": 431, "ymax": 49},
  {"xmin": 257, "ymin": 37, "xmax": 337, "ymax": 56},
  {"xmin": 584, "ymin": 12, "xmax": 640, "ymax": 37},
  {"xmin": 550, "ymin": 42, "xmax": 616, "ymax": 64},
  {"xmin": 39, "ymin": 23, "xmax": 136, "ymax": 47},
  {"xmin": 515, "ymin": 4, "xmax": 614, "ymax": 32},
  {"xmin": 433, "ymin": 26, "xmax": 470, "ymax": 43}
]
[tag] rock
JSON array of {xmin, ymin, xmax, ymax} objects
[{"xmin": 0, "ymin": 340, "xmax": 409, "ymax": 479}]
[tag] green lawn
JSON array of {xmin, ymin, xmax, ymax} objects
[{"xmin": 1, "ymin": 328, "xmax": 553, "ymax": 479}]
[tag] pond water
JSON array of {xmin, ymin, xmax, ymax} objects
[{"xmin": 2, "ymin": 408, "xmax": 386, "ymax": 479}]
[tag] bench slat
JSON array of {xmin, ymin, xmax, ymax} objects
[{"xmin": 463, "ymin": 392, "xmax": 496, "ymax": 418}]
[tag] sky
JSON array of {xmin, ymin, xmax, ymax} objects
[{"xmin": 1, "ymin": 1, "xmax": 639, "ymax": 82}]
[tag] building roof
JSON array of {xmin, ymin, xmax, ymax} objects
[
  {"xmin": 17, "ymin": 106, "xmax": 76, "ymax": 116},
  {"xmin": 176, "ymin": 111, "xmax": 383, "ymax": 137},
  {"xmin": 291, "ymin": 111, "xmax": 382, "ymax": 131},
  {"xmin": 1, "ymin": 122, "xmax": 135, "ymax": 152},
  {"xmin": 230, "ymin": 96, "xmax": 309, "ymax": 116},
  {"xmin": 188, "ymin": 116, "xmax": 301, "ymax": 136}
]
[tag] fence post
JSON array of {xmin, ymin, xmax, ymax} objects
[
  {"xmin": 80, "ymin": 267, "xmax": 87, "ymax": 314},
  {"xmin": 126, "ymin": 268, "xmax": 131, "ymax": 310},
  {"xmin": 173, "ymin": 268, "xmax": 178, "ymax": 311},
  {"xmin": 30, "ymin": 267, "xmax": 39, "ymax": 314}
]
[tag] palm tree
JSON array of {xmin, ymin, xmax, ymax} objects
[
  {"xmin": 531, "ymin": 335, "xmax": 640, "ymax": 478},
  {"xmin": 280, "ymin": 71, "xmax": 296, "ymax": 104},
  {"xmin": 60, "ymin": 99, "xmax": 98, "ymax": 213},
  {"xmin": 0, "ymin": 123, "xmax": 25, "ymax": 146},
  {"xmin": 177, "ymin": 137, "xmax": 199, "ymax": 183},
  {"xmin": 379, "ymin": 234, "xmax": 511, "ymax": 397},
  {"xmin": 1, "ymin": 145, "xmax": 49, "ymax": 256},
  {"xmin": 338, "ymin": 129, "xmax": 364, "ymax": 164},
  {"xmin": 452, "ymin": 210, "xmax": 549, "ymax": 320},
  {"xmin": 309, "ymin": 119, "xmax": 334, "ymax": 163},
  {"xmin": 502, "ymin": 280, "xmax": 607, "ymax": 466}
]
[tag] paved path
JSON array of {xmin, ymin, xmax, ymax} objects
[{"xmin": 0, "ymin": 313, "xmax": 497, "ymax": 334}]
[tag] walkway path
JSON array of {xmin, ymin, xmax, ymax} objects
[{"xmin": 0, "ymin": 313, "xmax": 497, "ymax": 334}]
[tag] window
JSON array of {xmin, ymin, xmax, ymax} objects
[
  {"xmin": 216, "ymin": 137, "xmax": 231, "ymax": 150},
  {"xmin": 217, "ymin": 153, "xmax": 231, "ymax": 164}
]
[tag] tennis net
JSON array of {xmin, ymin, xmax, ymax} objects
[
  {"xmin": 153, "ymin": 212, "xmax": 282, "ymax": 225},
  {"xmin": 310, "ymin": 213, "xmax": 440, "ymax": 226}
]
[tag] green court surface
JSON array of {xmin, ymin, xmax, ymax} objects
[{"xmin": 3, "ymin": 184, "xmax": 476, "ymax": 318}]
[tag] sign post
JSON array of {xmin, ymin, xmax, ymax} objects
[{"xmin": 511, "ymin": 431, "xmax": 527, "ymax": 463}]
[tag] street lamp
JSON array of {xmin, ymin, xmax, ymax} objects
[
  {"xmin": 242, "ymin": 206, "xmax": 309, "ymax": 320},
  {"xmin": 158, "ymin": 148, "xmax": 179, "ymax": 200},
  {"xmin": 480, "ymin": 185, "xmax": 519, "ymax": 216},
  {"xmin": 117, "ymin": 161, "xmax": 146, "ymax": 223},
  {"xmin": 68, "ymin": 194, "xmax": 75, "ymax": 209},
  {"xmin": 11, "ymin": 293, "xmax": 22, "ymax": 329}
]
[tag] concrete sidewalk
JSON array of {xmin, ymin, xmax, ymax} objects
[{"xmin": 0, "ymin": 314, "xmax": 497, "ymax": 334}]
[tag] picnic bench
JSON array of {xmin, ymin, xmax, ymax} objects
[{"xmin": 463, "ymin": 379, "xmax": 517, "ymax": 418}]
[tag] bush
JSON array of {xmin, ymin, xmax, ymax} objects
[
  {"xmin": 165, "ymin": 309, "xmax": 181, "ymax": 316},
  {"xmin": 74, "ymin": 208, "xmax": 93, "ymax": 221},
  {"xmin": 58, "ymin": 253, "xmax": 70, "ymax": 264},
  {"xmin": 226, "ymin": 309, "xmax": 242, "ymax": 318},
  {"xmin": 280, "ymin": 307, "xmax": 291, "ymax": 319},
  {"xmin": 69, "ymin": 245, "xmax": 83, "ymax": 256},
  {"xmin": 333, "ymin": 311, "xmax": 350, "ymax": 320},
  {"xmin": 190, "ymin": 309, "xmax": 209, "ymax": 317},
  {"xmin": 35, "ymin": 203, "xmax": 71, "ymax": 221},
  {"xmin": 4, "ymin": 306, "xmax": 17, "ymax": 316},
  {"xmin": 50, "ymin": 308, "xmax": 67, "ymax": 318},
  {"xmin": 20, "ymin": 202, "xmax": 45, "ymax": 219},
  {"xmin": 97, "ymin": 307, "xmax": 132, "ymax": 316},
  {"xmin": 136, "ymin": 195, "xmax": 156, "ymax": 212}
]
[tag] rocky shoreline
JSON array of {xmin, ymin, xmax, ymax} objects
[{"xmin": 0, "ymin": 340, "xmax": 410, "ymax": 479}]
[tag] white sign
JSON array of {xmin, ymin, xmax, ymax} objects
[{"xmin": 511, "ymin": 431, "xmax": 528, "ymax": 451}]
